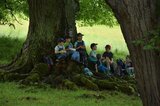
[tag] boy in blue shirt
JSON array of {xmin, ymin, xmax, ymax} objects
[{"xmin": 96, "ymin": 54, "xmax": 110, "ymax": 74}]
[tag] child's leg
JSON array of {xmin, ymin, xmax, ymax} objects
[
  {"xmin": 81, "ymin": 51, "xmax": 87, "ymax": 65},
  {"xmin": 43, "ymin": 56, "xmax": 53, "ymax": 72},
  {"xmin": 57, "ymin": 54, "xmax": 67, "ymax": 60},
  {"xmin": 111, "ymin": 62, "xmax": 118, "ymax": 75},
  {"xmin": 103, "ymin": 57, "xmax": 111, "ymax": 70},
  {"xmin": 126, "ymin": 67, "xmax": 133, "ymax": 76},
  {"xmin": 71, "ymin": 51, "xmax": 80, "ymax": 62}
]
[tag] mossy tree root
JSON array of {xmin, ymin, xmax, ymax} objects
[{"xmin": 0, "ymin": 58, "xmax": 137, "ymax": 95}]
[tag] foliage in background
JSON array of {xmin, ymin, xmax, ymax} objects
[
  {"xmin": 132, "ymin": 28, "xmax": 160, "ymax": 51},
  {"xmin": 0, "ymin": 0, "xmax": 28, "ymax": 27},
  {"xmin": 77, "ymin": 0, "xmax": 117, "ymax": 27},
  {"xmin": 0, "ymin": 0, "xmax": 117, "ymax": 27},
  {"xmin": 0, "ymin": 25, "xmax": 129, "ymax": 64}
]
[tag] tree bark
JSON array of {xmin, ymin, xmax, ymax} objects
[
  {"xmin": 0, "ymin": 0, "xmax": 77, "ymax": 73},
  {"xmin": 105, "ymin": 0, "xmax": 160, "ymax": 105},
  {"xmin": 64, "ymin": 0, "xmax": 80, "ymax": 40}
]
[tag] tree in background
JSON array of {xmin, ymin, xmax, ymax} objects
[
  {"xmin": 0, "ymin": 0, "xmax": 28, "ymax": 27},
  {"xmin": 0, "ymin": 0, "xmax": 160, "ymax": 106}
]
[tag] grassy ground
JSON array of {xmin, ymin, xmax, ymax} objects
[
  {"xmin": 78, "ymin": 26, "xmax": 128, "ymax": 52},
  {"xmin": 0, "ymin": 22, "xmax": 142, "ymax": 106},
  {"xmin": 0, "ymin": 36, "xmax": 24, "ymax": 64},
  {"xmin": 0, "ymin": 82, "xmax": 142, "ymax": 106}
]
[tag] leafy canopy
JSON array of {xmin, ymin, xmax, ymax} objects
[
  {"xmin": 77, "ymin": 0, "xmax": 117, "ymax": 26},
  {"xmin": 0, "ymin": 0, "xmax": 117, "ymax": 27},
  {"xmin": 0, "ymin": 0, "xmax": 28, "ymax": 27}
]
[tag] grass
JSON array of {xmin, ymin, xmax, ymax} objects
[
  {"xmin": 78, "ymin": 25, "xmax": 129, "ymax": 59},
  {"xmin": 78, "ymin": 26, "xmax": 128, "ymax": 52},
  {"xmin": 0, "ymin": 36, "xmax": 24, "ymax": 64},
  {"xmin": 0, "ymin": 82, "xmax": 142, "ymax": 106},
  {"xmin": 0, "ymin": 21, "xmax": 129, "ymax": 64},
  {"xmin": 0, "ymin": 22, "xmax": 142, "ymax": 106}
]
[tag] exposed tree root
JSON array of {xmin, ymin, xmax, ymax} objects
[{"xmin": 0, "ymin": 58, "xmax": 137, "ymax": 95}]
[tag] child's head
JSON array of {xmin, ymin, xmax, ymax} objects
[
  {"xmin": 65, "ymin": 36, "xmax": 72, "ymax": 42},
  {"xmin": 57, "ymin": 38, "xmax": 64, "ymax": 45},
  {"xmin": 77, "ymin": 33, "xmax": 84, "ymax": 41},
  {"xmin": 105, "ymin": 45, "xmax": 111, "ymax": 52},
  {"xmin": 90, "ymin": 43, "xmax": 98, "ymax": 50},
  {"xmin": 96, "ymin": 54, "xmax": 102, "ymax": 60}
]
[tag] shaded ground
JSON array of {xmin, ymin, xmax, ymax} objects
[
  {"xmin": 0, "ymin": 36, "xmax": 23, "ymax": 64},
  {"xmin": 0, "ymin": 25, "xmax": 138, "ymax": 106},
  {"xmin": 0, "ymin": 82, "xmax": 142, "ymax": 106}
]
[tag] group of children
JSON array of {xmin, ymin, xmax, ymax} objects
[
  {"xmin": 54, "ymin": 33, "xmax": 87, "ymax": 64},
  {"xmin": 49, "ymin": 33, "xmax": 134, "ymax": 77}
]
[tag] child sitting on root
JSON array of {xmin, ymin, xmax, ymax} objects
[
  {"xmin": 102, "ymin": 45, "xmax": 117, "ymax": 75},
  {"xmin": 54, "ymin": 38, "xmax": 67, "ymax": 60},
  {"xmin": 96, "ymin": 54, "xmax": 110, "ymax": 75},
  {"xmin": 125, "ymin": 55, "xmax": 134, "ymax": 76},
  {"xmin": 64, "ymin": 36, "xmax": 80, "ymax": 62},
  {"xmin": 88, "ymin": 43, "xmax": 110, "ymax": 75},
  {"xmin": 74, "ymin": 33, "xmax": 87, "ymax": 65}
]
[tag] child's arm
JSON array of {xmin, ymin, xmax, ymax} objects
[
  {"xmin": 55, "ymin": 50, "xmax": 66, "ymax": 54},
  {"xmin": 55, "ymin": 46, "xmax": 66, "ymax": 54},
  {"xmin": 76, "ymin": 46, "xmax": 81, "ymax": 49},
  {"xmin": 110, "ymin": 58, "xmax": 114, "ymax": 64},
  {"xmin": 80, "ymin": 46, "xmax": 86, "ymax": 49},
  {"xmin": 81, "ymin": 42, "xmax": 86, "ymax": 49},
  {"xmin": 95, "ymin": 64, "xmax": 98, "ymax": 73}
]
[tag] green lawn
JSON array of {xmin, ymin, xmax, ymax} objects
[
  {"xmin": 0, "ymin": 82, "xmax": 142, "ymax": 106},
  {"xmin": 0, "ymin": 21, "xmax": 129, "ymax": 64},
  {"xmin": 78, "ymin": 25, "xmax": 128, "ymax": 53},
  {"xmin": 0, "ymin": 21, "xmax": 128, "ymax": 53},
  {"xmin": 0, "ymin": 22, "xmax": 142, "ymax": 106}
]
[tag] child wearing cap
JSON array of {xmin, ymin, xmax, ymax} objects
[
  {"xmin": 74, "ymin": 33, "xmax": 87, "ymax": 64},
  {"xmin": 88, "ymin": 43, "xmax": 110, "ymax": 75},
  {"xmin": 54, "ymin": 38, "xmax": 67, "ymax": 60}
]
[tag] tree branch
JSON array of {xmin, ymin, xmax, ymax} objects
[{"xmin": 4, "ymin": 0, "xmax": 23, "ymax": 25}]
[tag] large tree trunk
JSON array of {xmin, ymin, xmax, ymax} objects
[
  {"xmin": 105, "ymin": 0, "xmax": 160, "ymax": 105},
  {"xmin": 64, "ymin": 0, "xmax": 80, "ymax": 40},
  {"xmin": 0, "ymin": 0, "xmax": 76, "ymax": 73}
]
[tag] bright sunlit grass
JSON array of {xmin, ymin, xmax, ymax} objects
[
  {"xmin": 0, "ymin": 21, "xmax": 128, "ymax": 52},
  {"xmin": 78, "ymin": 25, "xmax": 128, "ymax": 52},
  {"xmin": 0, "ymin": 21, "xmax": 129, "ymax": 64}
]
